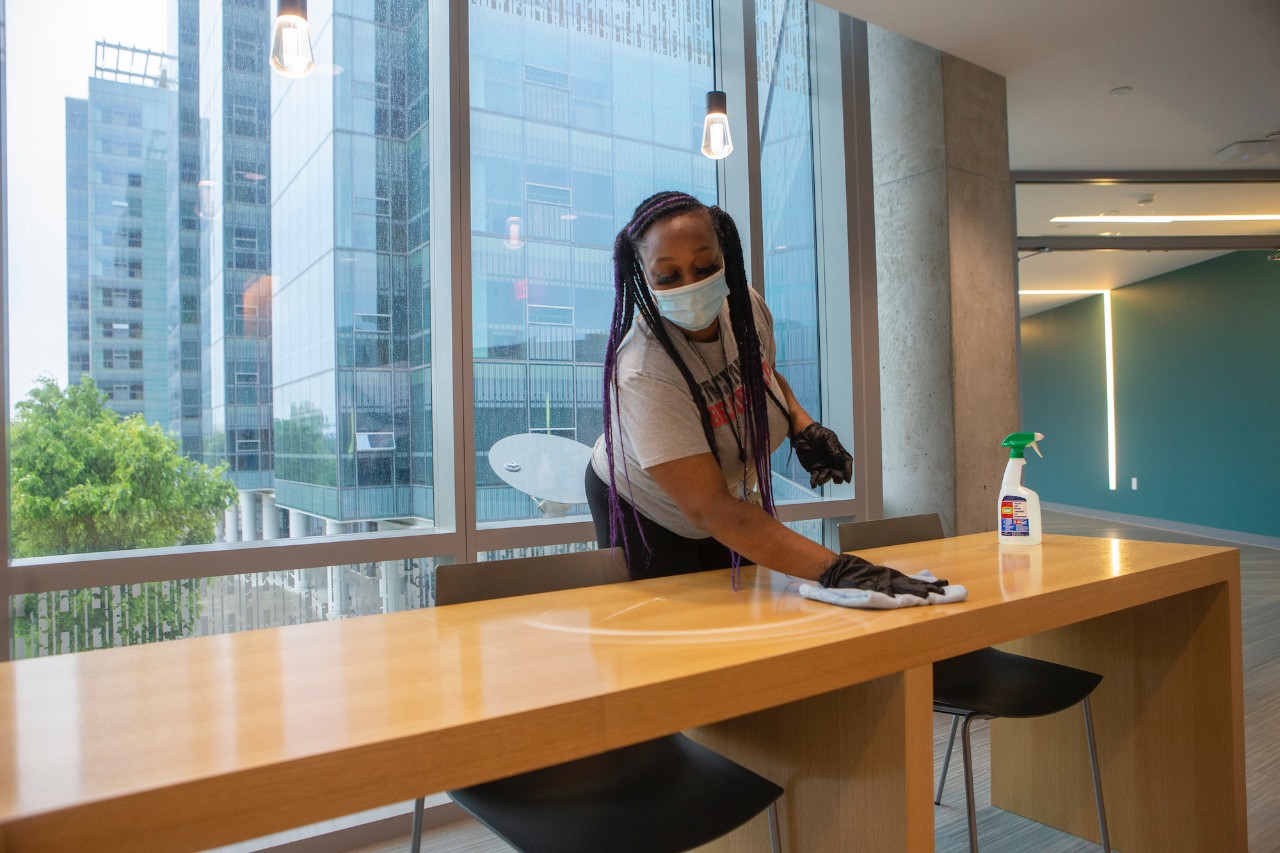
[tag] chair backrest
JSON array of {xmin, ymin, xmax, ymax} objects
[
  {"xmin": 837, "ymin": 513, "xmax": 945, "ymax": 553},
  {"xmin": 435, "ymin": 547, "xmax": 629, "ymax": 606}
]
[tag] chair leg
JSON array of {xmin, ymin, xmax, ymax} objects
[
  {"xmin": 936, "ymin": 715, "xmax": 959, "ymax": 804},
  {"xmin": 766, "ymin": 800, "xmax": 783, "ymax": 853},
  {"xmin": 1082, "ymin": 698, "xmax": 1111, "ymax": 853},
  {"xmin": 960, "ymin": 715, "xmax": 980, "ymax": 853},
  {"xmin": 410, "ymin": 797, "xmax": 425, "ymax": 853}
]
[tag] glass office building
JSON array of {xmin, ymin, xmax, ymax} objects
[
  {"xmin": 168, "ymin": 0, "xmax": 204, "ymax": 458},
  {"xmin": 65, "ymin": 44, "xmax": 178, "ymax": 428},
  {"xmin": 469, "ymin": 0, "xmax": 717, "ymax": 522},
  {"xmin": 270, "ymin": 0, "xmax": 432, "ymax": 532},
  {"xmin": 199, "ymin": 0, "xmax": 276, "ymax": 537}
]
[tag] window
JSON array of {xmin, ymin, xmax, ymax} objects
[
  {"xmin": 527, "ymin": 304, "xmax": 574, "ymax": 326},
  {"xmin": 471, "ymin": 0, "xmax": 716, "ymax": 523},
  {"xmin": 356, "ymin": 432, "xmax": 396, "ymax": 451},
  {"xmin": 757, "ymin": 0, "xmax": 826, "ymax": 500},
  {"xmin": 524, "ymin": 183, "xmax": 572, "ymax": 207},
  {"xmin": 103, "ymin": 287, "xmax": 143, "ymax": 307},
  {"xmin": 5, "ymin": 0, "xmax": 867, "ymax": 662}
]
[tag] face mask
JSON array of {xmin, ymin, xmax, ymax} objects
[{"xmin": 651, "ymin": 269, "xmax": 729, "ymax": 331}]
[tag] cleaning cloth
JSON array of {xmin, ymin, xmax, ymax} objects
[
  {"xmin": 799, "ymin": 570, "xmax": 967, "ymax": 609},
  {"xmin": 798, "ymin": 554, "xmax": 967, "ymax": 610}
]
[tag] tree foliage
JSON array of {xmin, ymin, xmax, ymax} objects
[
  {"xmin": 9, "ymin": 377, "xmax": 237, "ymax": 657},
  {"xmin": 10, "ymin": 376, "xmax": 237, "ymax": 558}
]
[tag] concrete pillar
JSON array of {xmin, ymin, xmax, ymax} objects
[
  {"xmin": 261, "ymin": 493, "xmax": 280, "ymax": 540},
  {"xmin": 288, "ymin": 509, "xmax": 308, "ymax": 539},
  {"xmin": 324, "ymin": 519, "xmax": 346, "ymax": 536},
  {"xmin": 224, "ymin": 503, "xmax": 240, "ymax": 543},
  {"xmin": 869, "ymin": 27, "xmax": 1018, "ymax": 536},
  {"xmin": 238, "ymin": 490, "xmax": 259, "ymax": 541}
]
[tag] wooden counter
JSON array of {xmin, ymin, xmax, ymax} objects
[{"xmin": 0, "ymin": 534, "xmax": 1246, "ymax": 852}]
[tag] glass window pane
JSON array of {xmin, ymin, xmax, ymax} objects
[
  {"xmin": 5, "ymin": 0, "xmax": 433, "ymax": 562},
  {"xmin": 7, "ymin": 557, "xmax": 441, "ymax": 659},
  {"xmin": 469, "ymin": 0, "xmax": 717, "ymax": 524},
  {"xmin": 756, "ymin": 0, "xmax": 824, "ymax": 501}
]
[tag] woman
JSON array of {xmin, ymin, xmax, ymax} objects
[{"xmin": 585, "ymin": 190, "xmax": 946, "ymax": 596}]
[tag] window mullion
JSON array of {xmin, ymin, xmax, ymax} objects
[
  {"xmin": 430, "ymin": 0, "xmax": 478, "ymax": 560},
  {"xmin": 713, "ymin": 0, "xmax": 764, "ymax": 287}
]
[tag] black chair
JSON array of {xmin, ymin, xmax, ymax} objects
[
  {"xmin": 410, "ymin": 547, "xmax": 784, "ymax": 853},
  {"xmin": 837, "ymin": 514, "xmax": 1110, "ymax": 853}
]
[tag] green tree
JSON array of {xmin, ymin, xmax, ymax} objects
[{"xmin": 9, "ymin": 376, "xmax": 238, "ymax": 656}]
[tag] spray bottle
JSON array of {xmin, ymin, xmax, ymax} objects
[{"xmin": 997, "ymin": 432, "xmax": 1044, "ymax": 546}]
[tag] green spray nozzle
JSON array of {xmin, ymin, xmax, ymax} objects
[{"xmin": 1002, "ymin": 432, "xmax": 1044, "ymax": 459}]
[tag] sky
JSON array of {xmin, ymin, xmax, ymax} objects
[{"xmin": 5, "ymin": 0, "xmax": 169, "ymax": 412}]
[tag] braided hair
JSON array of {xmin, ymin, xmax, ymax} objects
[{"xmin": 602, "ymin": 191, "xmax": 791, "ymax": 573}]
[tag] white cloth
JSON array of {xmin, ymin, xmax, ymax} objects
[{"xmin": 798, "ymin": 570, "xmax": 968, "ymax": 610}]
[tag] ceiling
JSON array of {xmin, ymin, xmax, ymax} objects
[{"xmin": 824, "ymin": 0, "xmax": 1280, "ymax": 312}]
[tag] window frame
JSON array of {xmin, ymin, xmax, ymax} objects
[{"xmin": 0, "ymin": 0, "xmax": 882, "ymax": 660}]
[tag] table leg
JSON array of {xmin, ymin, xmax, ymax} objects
[
  {"xmin": 992, "ymin": 577, "xmax": 1247, "ymax": 852},
  {"xmin": 688, "ymin": 664, "xmax": 935, "ymax": 853}
]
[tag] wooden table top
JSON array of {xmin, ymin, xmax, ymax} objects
[{"xmin": 0, "ymin": 533, "xmax": 1238, "ymax": 852}]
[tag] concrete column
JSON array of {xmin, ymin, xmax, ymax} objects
[
  {"xmin": 238, "ymin": 490, "xmax": 259, "ymax": 541},
  {"xmin": 224, "ymin": 504, "xmax": 240, "ymax": 543},
  {"xmin": 261, "ymin": 493, "xmax": 280, "ymax": 540},
  {"xmin": 288, "ymin": 509, "xmax": 308, "ymax": 539},
  {"xmin": 869, "ymin": 27, "xmax": 1018, "ymax": 535},
  {"xmin": 324, "ymin": 519, "xmax": 346, "ymax": 536}
]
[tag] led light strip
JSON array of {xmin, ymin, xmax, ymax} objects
[
  {"xmin": 1051, "ymin": 214, "xmax": 1280, "ymax": 223},
  {"xmin": 1021, "ymin": 290, "xmax": 1118, "ymax": 490}
]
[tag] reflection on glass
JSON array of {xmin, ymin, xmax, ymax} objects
[
  {"xmin": 7, "ymin": 558, "xmax": 440, "ymax": 659},
  {"xmin": 756, "ymin": 0, "xmax": 823, "ymax": 502},
  {"xmin": 469, "ymin": 0, "xmax": 716, "ymax": 523}
]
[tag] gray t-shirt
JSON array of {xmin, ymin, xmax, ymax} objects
[{"xmin": 591, "ymin": 288, "xmax": 790, "ymax": 539}]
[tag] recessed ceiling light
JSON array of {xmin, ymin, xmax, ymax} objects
[
  {"xmin": 1109, "ymin": 86, "xmax": 1133, "ymax": 96},
  {"xmin": 1052, "ymin": 214, "xmax": 1280, "ymax": 223}
]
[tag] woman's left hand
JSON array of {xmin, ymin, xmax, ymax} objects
[{"xmin": 791, "ymin": 422, "xmax": 853, "ymax": 488}]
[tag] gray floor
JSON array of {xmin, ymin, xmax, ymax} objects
[{"xmin": 358, "ymin": 510, "xmax": 1279, "ymax": 852}]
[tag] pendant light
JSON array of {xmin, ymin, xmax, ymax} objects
[
  {"xmin": 701, "ymin": 90, "xmax": 733, "ymax": 160},
  {"xmin": 270, "ymin": 0, "xmax": 315, "ymax": 78}
]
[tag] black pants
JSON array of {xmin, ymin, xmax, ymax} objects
[{"xmin": 585, "ymin": 464, "xmax": 733, "ymax": 580}]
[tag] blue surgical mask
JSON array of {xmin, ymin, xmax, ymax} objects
[{"xmin": 651, "ymin": 269, "xmax": 729, "ymax": 331}]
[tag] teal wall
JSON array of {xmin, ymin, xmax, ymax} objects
[{"xmin": 1020, "ymin": 251, "xmax": 1280, "ymax": 538}]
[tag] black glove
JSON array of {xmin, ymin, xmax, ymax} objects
[
  {"xmin": 790, "ymin": 422, "xmax": 853, "ymax": 489},
  {"xmin": 818, "ymin": 554, "xmax": 949, "ymax": 599}
]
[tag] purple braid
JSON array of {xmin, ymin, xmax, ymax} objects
[{"xmin": 602, "ymin": 191, "xmax": 791, "ymax": 583}]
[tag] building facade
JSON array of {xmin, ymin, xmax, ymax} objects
[
  {"xmin": 270, "ymin": 0, "xmax": 432, "ymax": 532},
  {"xmin": 168, "ymin": 0, "xmax": 204, "ymax": 458},
  {"xmin": 198, "ymin": 0, "xmax": 276, "ymax": 539},
  {"xmin": 65, "ymin": 43, "xmax": 178, "ymax": 427}
]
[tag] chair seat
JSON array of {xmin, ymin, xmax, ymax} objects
[
  {"xmin": 933, "ymin": 647, "xmax": 1102, "ymax": 719},
  {"xmin": 447, "ymin": 733, "xmax": 783, "ymax": 853}
]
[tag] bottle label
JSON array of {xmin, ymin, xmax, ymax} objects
[{"xmin": 1000, "ymin": 496, "xmax": 1029, "ymax": 536}]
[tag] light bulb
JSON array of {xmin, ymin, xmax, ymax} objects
[
  {"xmin": 700, "ymin": 91, "xmax": 733, "ymax": 160},
  {"xmin": 270, "ymin": 1, "xmax": 314, "ymax": 79}
]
